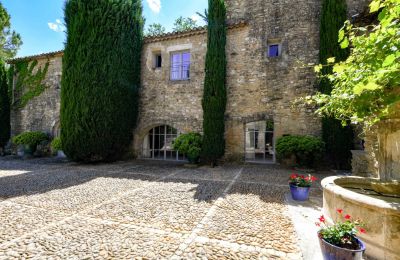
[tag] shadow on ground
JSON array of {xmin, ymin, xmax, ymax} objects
[{"xmin": 0, "ymin": 157, "xmax": 333, "ymax": 204}]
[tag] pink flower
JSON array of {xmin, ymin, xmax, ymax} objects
[
  {"xmin": 359, "ymin": 228, "xmax": 366, "ymax": 234},
  {"xmin": 337, "ymin": 209, "xmax": 343, "ymax": 214},
  {"xmin": 319, "ymin": 215, "xmax": 326, "ymax": 223},
  {"xmin": 345, "ymin": 214, "xmax": 351, "ymax": 220}
]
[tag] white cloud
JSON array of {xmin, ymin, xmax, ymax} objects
[
  {"xmin": 147, "ymin": 0, "xmax": 161, "ymax": 14},
  {"xmin": 48, "ymin": 19, "xmax": 66, "ymax": 33},
  {"xmin": 191, "ymin": 14, "xmax": 201, "ymax": 22}
]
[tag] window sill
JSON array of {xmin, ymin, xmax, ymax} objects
[{"xmin": 169, "ymin": 79, "xmax": 191, "ymax": 83}]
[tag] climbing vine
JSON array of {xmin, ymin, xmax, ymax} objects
[{"xmin": 11, "ymin": 59, "xmax": 49, "ymax": 108}]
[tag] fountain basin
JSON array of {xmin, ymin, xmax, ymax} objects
[{"xmin": 322, "ymin": 176, "xmax": 400, "ymax": 260}]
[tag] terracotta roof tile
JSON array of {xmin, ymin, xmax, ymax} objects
[{"xmin": 7, "ymin": 21, "xmax": 247, "ymax": 63}]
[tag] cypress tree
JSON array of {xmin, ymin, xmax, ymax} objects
[
  {"xmin": 0, "ymin": 61, "xmax": 10, "ymax": 150},
  {"xmin": 61, "ymin": 0, "xmax": 143, "ymax": 162},
  {"xmin": 201, "ymin": 0, "xmax": 227, "ymax": 165},
  {"xmin": 320, "ymin": 0, "xmax": 354, "ymax": 169}
]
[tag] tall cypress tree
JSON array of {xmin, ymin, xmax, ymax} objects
[
  {"xmin": 61, "ymin": 0, "xmax": 143, "ymax": 162},
  {"xmin": 0, "ymin": 61, "xmax": 10, "ymax": 150},
  {"xmin": 320, "ymin": 0, "xmax": 354, "ymax": 169},
  {"xmin": 201, "ymin": 0, "xmax": 227, "ymax": 165}
]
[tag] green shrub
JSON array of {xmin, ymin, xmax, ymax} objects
[
  {"xmin": 173, "ymin": 133, "xmax": 203, "ymax": 163},
  {"xmin": 12, "ymin": 132, "xmax": 48, "ymax": 148},
  {"xmin": 276, "ymin": 135, "xmax": 325, "ymax": 167},
  {"xmin": 61, "ymin": 0, "xmax": 144, "ymax": 162},
  {"xmin": 51, "ymin": 137, "xmax": 62, "ymax": 151}
]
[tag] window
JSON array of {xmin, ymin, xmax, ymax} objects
[
  {"xmin": 268, "ymin": 44, "xmax": 280, "ymax": 57},
  {"xmin": 171, "ymin": 51, "xmax": 190, "ymax": 80},
  {"xmin": 142, "ymin": 125, "xmax": 186, "ymax": 161},
  {"xmin": 155, "ymin": 54, "xmax": 162, "ymax": 68},
  {"xmin": 152, "ymin": 52, "xmax": 162, "ymax": 69}
]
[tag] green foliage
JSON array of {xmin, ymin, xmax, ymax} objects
[
  {"xmin": 196, "ymin": 9, "xmax": 209, "ymax": 23},
  {"xmin": 0, "ymin": 61, "xmax": 10, "ymax": 148},
  {"xmin": 289, "ymin": 173, "xmax": 318, "ymax": 187},
  {"xmin": 318, "ymin": 210, "xmax": 366, "ymax": 250},
  {"xmin": 201, "ymin": 0, "xmax": 227, "ymax": 165},
  {"xmin": 322, "ymin": 118, "xmax": 354, "ymax": 169},
  {"xmin": 12, "ymin": 131, "xmax": 48, "ymax": 147},
  {"xmin": 173, "ymin": 16, "xmax": 198, "ymax": 32},
  {"xmin": 146, "ymin": 23, "xmax": 166, "ymax": 36},
  {"xmin": 276, "ymin": 135, "xmax": 325, "ymax": 168},
  {"xmin": 304, "ymin": 0, "xmax": 400, "ymax": 127},
  {"xmin": 0, "ymin": 2, "xmax": 22, "ymax": 61},
  {"xmin": 51, "ymin": 137, "xmax": 62, "ymax": 151},
  {"xmin": 319, "ymin": 0, "xmax": 349, "ymax": 94},
  {"xmin": 318, "ymin": 0, "xmax": 354, "ymax": 170},
  {"xmin": 173, "ymin": 133, "xmax": 203, "ymax": 163},
  {"xmin": 61, "ymin": 0, "xmax": 144, "ymax": 162},
  {"xmin": 11, "ymin": 60, "xmax": 49, "ymax": 108}
]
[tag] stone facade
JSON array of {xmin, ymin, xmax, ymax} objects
[
  {"xmin": 10, "ymin": 53, "xmax": 63, "ymax": 138},
  {"xmin": 8, "ymin": 0, "xmax": 371, "ymax": 162}
]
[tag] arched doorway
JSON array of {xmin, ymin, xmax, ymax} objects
[
  {"xmin": 245, "ymin": 120, "xmax": 275, "ymax": 163},
  {"xmin": 141, "ymin": 125, "xmax": 185, "ymax": 161}
]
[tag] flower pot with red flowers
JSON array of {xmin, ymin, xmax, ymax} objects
[
  {"xmin": 289, "ymin": 173, "xmax": 317, "ymax": 201},
  {"xmin": 317, "ymin": 209, "xmax": 366, "ymax": 260}
]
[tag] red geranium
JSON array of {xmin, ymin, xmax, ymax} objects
[
  {"xmin": 289, "ymin": 173, "xmax": 318, "ymax": 187},
  {"xmin": 317, "ymin": 209, "xmax": 366, "ymax": 250}
]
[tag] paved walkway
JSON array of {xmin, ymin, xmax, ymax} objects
[{"xmin": 0, "ymin": 158, "xmax": 331, "ymax": 259}]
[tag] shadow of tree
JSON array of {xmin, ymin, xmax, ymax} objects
[{"xmin": 0, "ymin": 157, "xmax": 333, "ymax": 205}]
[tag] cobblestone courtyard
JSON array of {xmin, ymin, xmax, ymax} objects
[{"xmin": 0, "ymin": 158, "xmax": 331, "ymax": 259}]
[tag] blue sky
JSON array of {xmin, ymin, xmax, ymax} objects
[{"xmin": 2, "ymin": 0, "xmax": 207, "ymax": 58}]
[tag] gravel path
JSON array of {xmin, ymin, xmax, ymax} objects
[{"xmin": 0, "ymin": 158, "xmax": 331, "ymax": 259}]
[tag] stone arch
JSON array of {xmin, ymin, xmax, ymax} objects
[{"xmin": 133, "ymin": 121, "xmax": 185, "ymax": 160}]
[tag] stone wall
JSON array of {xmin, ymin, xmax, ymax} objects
[
  {"xmin": 224, "ymin": 0, "xmax": 323, "ymax": 161},
  {"xmin": 9, "ymin": 0, "xmax": 372, "ymax": 162},
  {"xmin": 10, "ymin": 55, "xmax": 62, "ymax": 138},
  {"xmin": 133, "ymin": 32, "xmax": 207, "ymax": 156}
]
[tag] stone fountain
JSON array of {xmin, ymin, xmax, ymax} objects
[{"xmin": 322, "ymin": 108, "xmax": 400, "ymax": 260}]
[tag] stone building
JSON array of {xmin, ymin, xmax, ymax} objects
[{"xmin": 8, "ymin": 0, "xmax": 369, "ymax": 163}]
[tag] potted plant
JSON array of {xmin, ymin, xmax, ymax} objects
[
  {"xmin": 173, "ymin": 133, "xmax": 202, "ymax": 164},
  {"xmin": 51, "ymin": 137, "xmax": 66, "ymax": 158},
  {"xmin": 289, "ymin": 173, "xmax": 317, "ymax": 201},
  {"xmin": 12, "ymin": 131, "xmax": 48, "ymax": 156},
  {"xmin": 317, "ymin": 209, "xmax": 366, "ymax": 260}
]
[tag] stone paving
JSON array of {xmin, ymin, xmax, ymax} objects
[{"xmin": 0, "ymin": 157, "xmax": 332, "ymax": 259}]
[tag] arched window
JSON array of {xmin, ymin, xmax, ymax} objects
[
  {"xmin": 142, "ymin": 125, "xmax": 185, "ymax": 161},
  {"xmin": 245, "ymin": 120, "xmax": 275, "ymax": 163}
]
